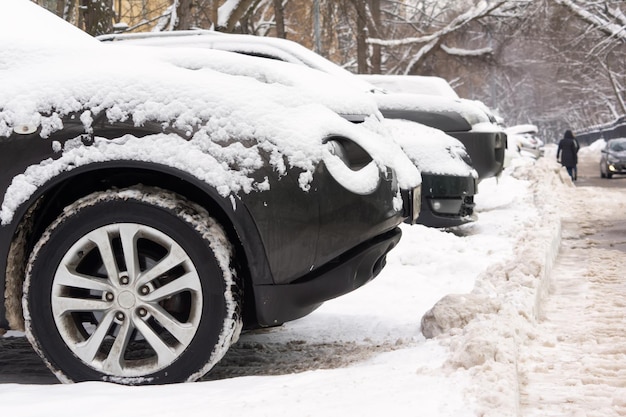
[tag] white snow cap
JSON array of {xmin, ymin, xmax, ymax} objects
[
  {"xmin": 361, "ymin": 74, "xmax": 460, "ymax": 99},
  {"xmin": 383, "ymin": 119, "xmax": 477, "ymax": 177}
]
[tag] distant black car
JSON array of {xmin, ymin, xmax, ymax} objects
[
  {"xmin": 99, "ymin": 30, "xmax": 479, "ymax": 228},
  {"xmin": 600, "ymin": 138, "xmax": 626, "ymax": 179},
  {"xmin": 0, "ymin": 2, "xmax": 421, "ymax": 384}
]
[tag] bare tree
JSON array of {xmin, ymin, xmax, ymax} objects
[
  {"xmin": 367, "ymin": 1, "xmax": 509, "ymax": 74},
  {"xmin": 350, "ymin": 0, "xmax": 369, "ymax": 73},
  {"xmin": 273, "ymin": 0, "xmax": 286, "ymax": 38},
  {"xmin": 216, "ymin": 0, "xmax": 263, "ymax": 31}
]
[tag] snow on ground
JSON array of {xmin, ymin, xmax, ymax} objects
[
  {"xmin": 519, "ymin": 142, "xmax": 626, "ymax": 417},
  {"xmin": 1, "ymin": 143, "xmax": 624, "ymax": 416}
]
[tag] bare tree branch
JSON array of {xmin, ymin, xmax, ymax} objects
[
  {"xmin": 367, "ymin": 0, "xmax": 507, "ymax": 46},
  {"xmin": 554, "ymin": 0, "xmax": 626, "ymax": 42}
]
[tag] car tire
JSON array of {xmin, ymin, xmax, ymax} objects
[{"xmin": 23, "ymin": 186, "xmax": 242, "ymax": 384}]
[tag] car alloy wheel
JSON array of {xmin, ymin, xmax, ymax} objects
[{"xmin": 24, "ymin": 187, "xmax": 241, "ymax": 384}]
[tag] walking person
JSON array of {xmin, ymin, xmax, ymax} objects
[{"xmin": 557, "ymin": 129, "xmax": 579, "ymax": 181}]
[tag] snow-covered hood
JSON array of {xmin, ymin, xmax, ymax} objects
[
  {"xmin": 360, "ymin": 74, "xmax": 459, "ymax": 99},
  {"xmin": 505, "ymin": 124, "xmax": 538, "ymax": 136},
  {"xmin": 372, "ymin": 93, "xmax": 492, "ymax": 130},
  {"xmin": 383, "ymin": 119, "xmax": 477, "ymax": 178},
  {"xmin": 0, "ymin": 0, "xmax": 420, "ymax": 193}
]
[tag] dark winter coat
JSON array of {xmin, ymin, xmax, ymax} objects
[{"xmin": 557, "ymin": 133, "xmax": 579, "ymax": 168}]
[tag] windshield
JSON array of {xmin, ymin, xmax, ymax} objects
[{"xmin": 609, "ymin": 139, "xmax": 626, "ymax": 152}]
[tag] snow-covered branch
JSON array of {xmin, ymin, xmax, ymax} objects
[
  {"xmin": 367, "ymin": 0, "xmax": 508, "ymax": 46},
  {"xmin": 403, "ymin": 38, "xmax": 439, "ymax": 75},
  {"xmin": 555, "ymin": 0, "xmax": 626, "ymax": 42},
  {"xmin": 441, "ymin": 44, "xmax": 494, "ymax": 57},
  {"xmin": 217, "ymin": 0, "xmax": 261, "ymax": 31}
]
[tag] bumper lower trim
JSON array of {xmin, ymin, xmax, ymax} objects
[{"xmin": 251, "ymin": 228, "xmax": 401, "ymax": 327}]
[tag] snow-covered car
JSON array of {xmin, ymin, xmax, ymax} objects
[
  {"xmin": 99, "ymin": 31, "xmax": 479, "ymax": 228},
  {"xmin": 360, "ymin": 74, "xmax": 507, "ymax": 180},
  {"xmin": 600, "ymin": 138, "xmax": 626, "ymax": 178},
  {"xmin": 504, "ymin": 124, "xmax": 545, "ymax": 159},
  {"xmin": 360, "ymin": 74, "xmax": 460, "ymax": 99},
  {"xmin": 0, "ymin": 0, "xmax": 422, "ymax": 385}
]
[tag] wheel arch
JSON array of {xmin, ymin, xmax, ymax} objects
[{"xmin": 1, "ymin": 160, "xmax": 269, "ymax": 331}]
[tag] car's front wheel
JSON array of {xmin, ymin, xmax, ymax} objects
[{"xmin": 23, "ymin": 187, "xmax": 242, "ymax": 384}]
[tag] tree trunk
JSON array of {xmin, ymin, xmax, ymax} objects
[
  {"xmin": 368, "ymin": 0, "xmax": 381, "ymax": 73},
  {"xmin": 353, "ymin": 0, "xmax": 368, "ymax": 74},
  {"xmin": 273, "ymin": 0, "xmax": 286, "ymax": 38},
  {"xmin": 79, "ymin": 0, "xmax": 114, "ymax": 35},
  {"xmin": 175, "ymin": 0, "xmax": 194, "ymax": 30},
  {"xmin": 210, "ymin": 0, "xmax": 219, "ymax": 29}
]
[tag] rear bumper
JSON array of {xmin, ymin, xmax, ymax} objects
[
  {"xmin": 416, "ymin": 173, "xmax": 477, "ymax": 228},
  {"xmin": 250, "ymin": 227, "xmax": 401, "ymax": 328},
  {"xmin": 450, "ymin": 130, "xmax": 507, "ymax": 181}
]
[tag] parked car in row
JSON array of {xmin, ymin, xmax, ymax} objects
[
  {"xmin": 360, "ymin": 74, "xmax": 507, "ymax": 181},
  {"xmin": 0, "ymin": 0, "xmax": 422, "ymax": 384},
  {"xmin": 99, "ymin": 31, "xmax": 479, "ymax": 228},
  {"xmin": 600, "ymin": 138, "xmax": 626, "ymax": 179},
  {"xmin": 504, "ymin": 124, "xmax": 545, "ymax": 159}
]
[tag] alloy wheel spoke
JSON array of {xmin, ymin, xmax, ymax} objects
[
  {"xmin": 102, "ymin": 318, "xmax": 133, "ymax": 375},
  {"xmin": 54, "ymin": 265, "xmax": 111, "ymax": 293},
  {"xmin": 52, "ymin": 296, "xmax": 111, "ymax": 315},
  {"xmin": 73, "ymin": 310, "xmax": 116, "ymax": 363},
  {"xmin": 147, "ymin": 304, "xmax": 197, "ymax": 346},
  {"xmin": 88, "ymin": 228, "xmax": 119, "ymax": 282},
  {"xmin": 133, "ymin": 316, "xmax": 177, "ymax": 366},
  {"xmin": 136, "ymin": 245, "xmax": 188, "ymax": 287},
  {"xmin": 118, "ymin": 224, "xmax": 141, "ymax": 282},
  {"xmin": 142, "ymin": 271, "xmax": 201, "ymax": 303}
]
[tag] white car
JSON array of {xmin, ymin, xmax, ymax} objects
[
  {"xmin": 0, "ymin": 0, "xmax": 421, "ymax": 384},
  {"xmin": 505, "ymin": 124, "xmax": 545, "ymax": 159}
]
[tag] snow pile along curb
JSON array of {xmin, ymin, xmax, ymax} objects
[{"xmin": 421, "ymin": 156, "xmax": 573, "ymax": 416}]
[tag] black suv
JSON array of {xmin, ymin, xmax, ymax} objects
[{"xmin": 0, "ymin": 2, "xmax": 421, "ymax": 384}]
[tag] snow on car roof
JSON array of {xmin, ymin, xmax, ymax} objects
[
  {"xmin": 362, "ymin": 74, "xmax": 500, "ymax": 125},
  {"xmin": 99, "ymin": 36, "xmax": 382, "ymax": 120},
  {"xmin": 505, "ymin": 124, "xmax": 539, "ymax": 135},
  {"xmin": 372, "ymin": 93, "xmax": 491, "ymax": 126},
  {"xmin": 0, "ymin": 0, "xmax": 421, "ymax": 223},
  {"xmin": 100, "ymin": 31, "xmax": 379, "ymax": 95},
  {"xmin": 360, "ymin": 75, "xmax": 460, "ymax": 99}
]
